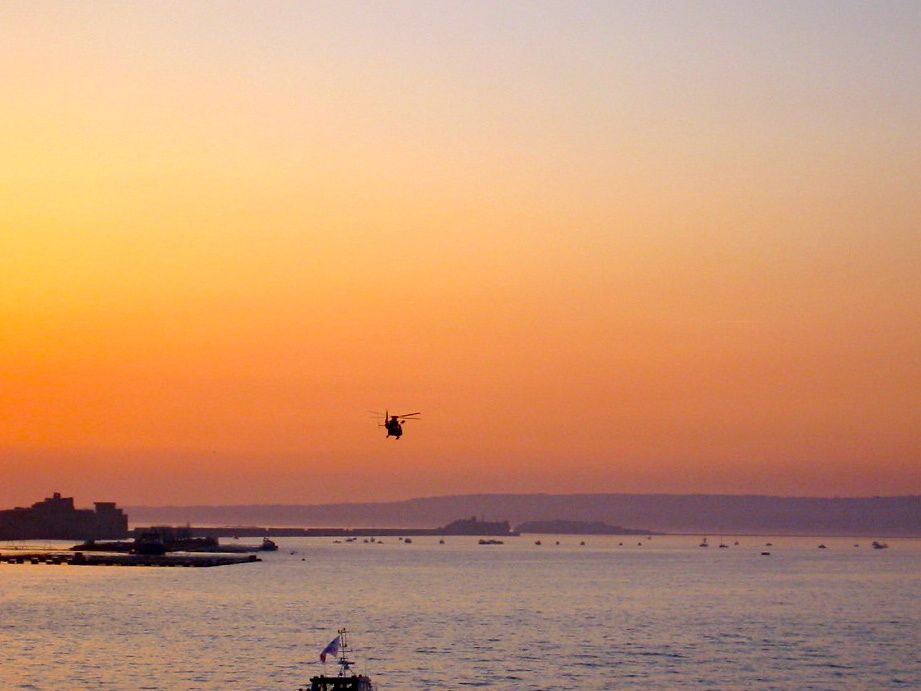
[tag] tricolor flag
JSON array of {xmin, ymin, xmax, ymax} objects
[{"xmin": 320, "ymin": 635, "xmax": 340, "ymax": 663}]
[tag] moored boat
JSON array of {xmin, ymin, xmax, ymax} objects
[
  {"xmin": 260, "ymin": 537, "xmax": 279, "ymax": 551},
  {"xmin": 301, "ymin": 629, "xmax": 374, "ymax": 691}
]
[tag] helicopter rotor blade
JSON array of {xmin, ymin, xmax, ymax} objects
[{"xmin": 395, "ymin": 412, "xmax": 421, "ymax": 418}]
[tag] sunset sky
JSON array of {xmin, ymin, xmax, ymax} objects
[{"xmin": 2, "ymin": 1, "xmax": 919, "ymax": 506}]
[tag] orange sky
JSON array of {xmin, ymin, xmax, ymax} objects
[{"xmin": 1, "ymin": 2, "xmax": 919, "ymax": 505}]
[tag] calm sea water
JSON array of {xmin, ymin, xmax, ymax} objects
[{"xmin": 1, "ymin": 535, "xmax": 918, "ymax": 690}]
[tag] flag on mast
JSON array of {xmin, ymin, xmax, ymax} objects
[{"xmin": 320, "ymin": 635, "xmax": 340, "ymax": 663}]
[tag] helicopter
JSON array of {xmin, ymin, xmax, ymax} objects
[{"xmin": 377, "ymin": 410, "xmax": 421, "ymax": 440}]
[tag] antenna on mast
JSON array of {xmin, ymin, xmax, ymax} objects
[{"xmin": 337, "ymin": 628, "xmax": 354, "ymax": 677}]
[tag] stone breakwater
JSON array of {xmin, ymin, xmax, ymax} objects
[{"xmin": 0, "ymin": 550, "xmax": 260, "ymax": 567}]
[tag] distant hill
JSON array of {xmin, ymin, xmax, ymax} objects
[{"xmin": 127, "ymin": 493, "xmax": 921, "ymax": 536}]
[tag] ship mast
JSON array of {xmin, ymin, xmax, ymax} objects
[{"xmin": 337, "ymin": 628, "xmax": 354, "ymax": 677}]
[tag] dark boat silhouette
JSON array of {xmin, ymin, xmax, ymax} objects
[
  {"xmin": 301, "ymin": 629, "xmax": 374, "ymax": 691},
  {"xmin": 259, "ymin": 538, "xmax": 278, "ymax": 551}
]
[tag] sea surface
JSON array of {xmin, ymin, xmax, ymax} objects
[{"xmin": 1, "ymin": 534, "xmax": 918, "ymax": 690}]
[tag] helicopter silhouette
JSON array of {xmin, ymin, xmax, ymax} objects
[{"xmin": 376, "ymin": 410, "xmax": 420, "ymax": 439}]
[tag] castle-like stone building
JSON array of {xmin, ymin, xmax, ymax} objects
[{"xmin": 0, "ymin": 492, "xmax": 128, "ymax": 540}]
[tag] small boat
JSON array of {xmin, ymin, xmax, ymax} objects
[
  {"xmin": 478, "ymin": 539, "xmax": 504, "ymax": 545},
  {"xmin": 818, "ymin": 544, "xmax": 827, "ymax": 549},
  {"xmin": 872, "ymin": 541, "xmax": 889, "ymax": 550},
  {"xmin": 534, "ymin": 540, "xmax": 541, "ymax": 545},
  {"xmin": 403, "ymin": 538, "xmax": 412, "ymax": 544},
  {"xmin": 699, "ymin": 537, "xmax": 709, "ymax": 548},
  {"xmin": 260, "ymin": 538, "xmax": 279, "ymax": 551},
  {"xmin": 302, "ymin": 629, "xmax": 375, "ymax": 691}
]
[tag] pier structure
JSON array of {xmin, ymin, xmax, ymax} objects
[
  {"xmin": 0, "ymin": 550, "xmax": 259, "ymax": 568},
  {"xmin": 130, "ymin": 517, "xmax": 518, "ymax": 539}
]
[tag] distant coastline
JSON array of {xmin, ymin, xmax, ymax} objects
[
  {"xmin": 127, "ymin": 518, "xmax": 520, "ymax": 539},
  {"xmin": 126, "ymin": 493, "xmax": 921, "ymax": 537},
  {"xmin": 515, "ymin": 520, "xmax": 656, "ymax": 535}
]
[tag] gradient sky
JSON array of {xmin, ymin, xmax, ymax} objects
[{"xmin": 2, "ymin": 1, "xmax": 919, "ymax": 506}]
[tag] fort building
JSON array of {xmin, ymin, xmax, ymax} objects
[{"xmin": 0, "ymin": 492, "xmax": 128, "ymax": 540}]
